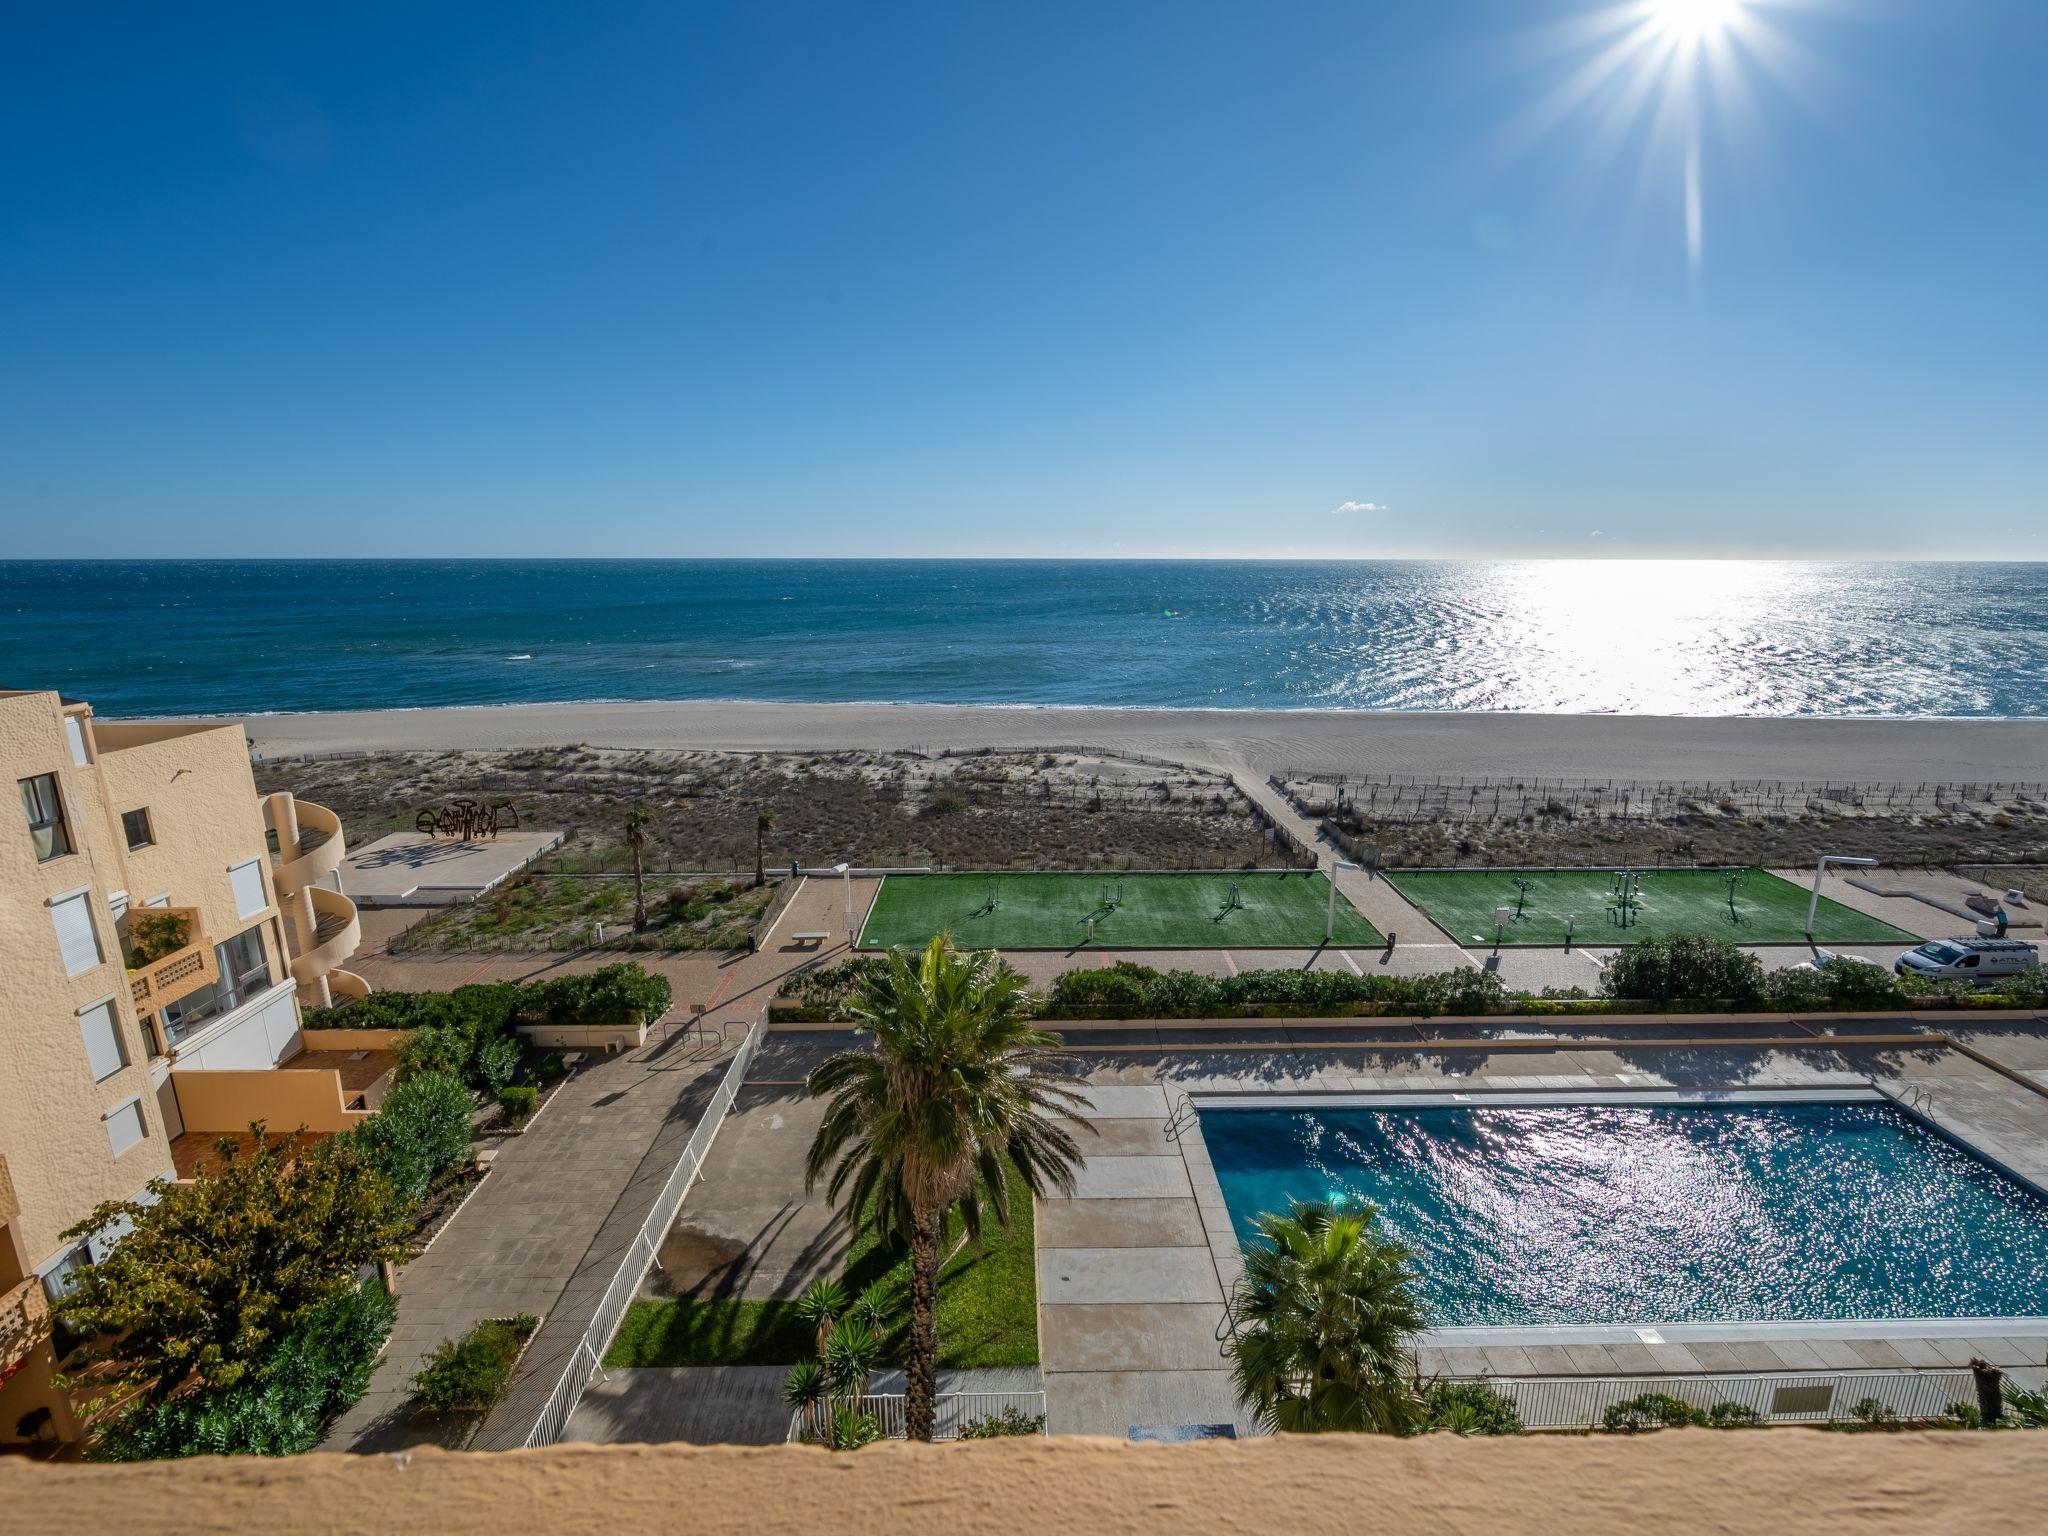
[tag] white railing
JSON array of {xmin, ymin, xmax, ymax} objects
[
  {"xmin": 786, "ymin": 1391, "xmax": 1050, "ymax": 1443},
  {"xmin": 522, "ymin": 1020, "xmax": 765, "ymax": 1447},
  {"xmin": 1473, "ymin": 1370, "xmax": 2004, "ymax": 1430}
]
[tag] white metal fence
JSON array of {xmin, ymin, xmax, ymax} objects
[
  {"xmin": 785, "ymin": 1391, "xmax": 1051, "ymax": 1443},
  {"xmin": 1475, "ymin": 1370, "xmax": 2008, "ymax": 1430},
  {"xmin": 522, "ymin": 1020, "xmax": 765, "ymax": 1447}
]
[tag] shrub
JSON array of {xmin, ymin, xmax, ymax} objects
[
  {"xmin": 1602, "ymin": 1392, "xmax": 1707, "ymax": 1433},
  {"xmin": 498, "ymin": 1084, "xmax": 539, "ymax": 1123},
  {"xmin": 1705, "ymin": 1401, "xmax": 1768, "ymax": 1428},
  {"xmin": 127, "ymin": 909, "xmax": 192, "ymax": 966},
  {"xmin": 1602, "ymin": 935, "xmax": 1763, "ymax": 1005},
  {"xmin": 474, "ymin": 1032, "xmax": 522, "ymax": 1096},
  {"xmin": 1418, "ymin": 1381, "xmax": 1524, "ymax": 1436},
  {"xmin": 355, "ymin": 1071, "xmax": 473, "ymax": 1204},
  {"xmin": 412, "ymin": 1315, "xmax": 538, "ymax": 1416},
  {"xmin": 518, "ymin": 962, "xmax": 672, "ymax": 1029},
  {"xmin": 90, "ymin": 1281, "xmax": 397, "ymax": 1460},
  {"xmin": 53, "ymin": 1132, "xmax": 407, "ymax": 1417},
  {"xmin": 1847, "ymin": 1397, "xmax": 1900, "ymax": 1428},
  {"xmin": 956, "ymin": 1406, "xmax": 1047, "ymax": 1439}
]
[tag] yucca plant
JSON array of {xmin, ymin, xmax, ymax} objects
[
  {"xmin": 782, "ymin": 1358, "xmax": 829, "ymax": 1442},
  {"xmin": 794, "ymin": 1278, "xmax": 848, "ymax": 1356}
]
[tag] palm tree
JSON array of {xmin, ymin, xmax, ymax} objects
[
  {"xmin": 1224, "ymin": 1199, "xmax": 1426, "ymax": 1435},
  {"xmin": 754, "ymin": 811, "xmax": 777, "ymax": 888},
  {"xmin": 794, "ymin": 1277, "xmax": 847, "ymax": 1356},
  {"xmin": 805, "ymin": 935, "xmax": 1088, "ymax": 1441},
  {"xmin": 624, "ymin": 807, "xmax": 652, "ymax": 929}
]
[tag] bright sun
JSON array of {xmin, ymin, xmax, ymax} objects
[{"xmin": 1650, "ymin": 0, "xmax": 1746, "ymax": 43}]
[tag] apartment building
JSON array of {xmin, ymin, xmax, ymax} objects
[{"xmin": 0, "ymin": 689, "xmax": 371, "ymax": 1451}]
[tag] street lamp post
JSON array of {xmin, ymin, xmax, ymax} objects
[{"xmin": 1807, "ymin": 855, "xmax": 1879, "ymax": 938}]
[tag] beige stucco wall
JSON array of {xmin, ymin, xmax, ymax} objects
[
  {"xmin": 169, "ymin": 1069, "xmax": 369, "ymax": 1135},
  {"xmin": 0, "ymin": 692, "xmax": 173, "ymax": 1270},
  {"xmin": 2, "ymin": 1432, "xmax": 2046, "ymax": 1536},
  {"xmin": 92, "ymin": 715, "xmax": 290, "ymax": 1001}
]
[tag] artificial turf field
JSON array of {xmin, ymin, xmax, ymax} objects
[
  {"xmin": 856, "ymin": 870, "xmax": 1385, "ymax": 951},
  {"xmin": 1383, "ymin": 866, "xmax": 1921, "ymax": 948}
]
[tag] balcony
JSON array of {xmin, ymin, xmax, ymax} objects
[
  {"xmin": 2, "ymin": 1277, "xmax": 51, "ymax": 1383},
  {"xmin": 270, "ymin": 797, "xmax": 346, "ymax": 896},
  {"xmin": 289, "ymin": 886, "xmax": 361, "ymax": 988},
  {"xmin": 125, "ymin": 907, "xmax": 219, "ymax": 1014}
]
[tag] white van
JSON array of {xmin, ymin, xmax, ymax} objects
[{"xmin": 1895, "ymin": 938, "xmax": 2040, "ymax": 983}]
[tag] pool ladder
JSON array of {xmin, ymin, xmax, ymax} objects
[{"xmin": 1164, "ymin": 1093, "xmax": 1199, "ymax": 1142}]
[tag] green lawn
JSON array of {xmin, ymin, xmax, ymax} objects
[
  {"xmin": 857, "ymin": 870, "xmax": 1383, "ymax": 950},
  {"xmin": 1384, "ymin": 866, "xmax": 1919, "ymax": 948},
  {"xmin": 604, "ymin": 1164, "xmax": 1041, "ymax": 1370}
]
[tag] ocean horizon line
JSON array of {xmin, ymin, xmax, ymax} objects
[{"xmin": 8, "ymin": 554, "xmax": 2048, "ymax": 567}]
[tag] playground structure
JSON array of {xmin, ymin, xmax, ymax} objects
[{"xmin": 416, "ymin": 797, "xmax": 522, "ymax": 841}]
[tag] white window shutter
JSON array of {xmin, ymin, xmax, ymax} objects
[
  {"xmin": 77, "ymin": 999, "xmax": 127, "ymax": 1081},
  {"xmin": 51, "ymin": 892, "xmax": 103, "ymax": 976},
  {"xmin": 229, "ymin": 859, "xmax": 268, "ymax": 919},
  {"xmin": 64, "ymin": 714, "xmax": 90, "ymax": 765},
  {"xmin": 104, "ymin": 1099, "xmax": 146, "ymax": 1157}
]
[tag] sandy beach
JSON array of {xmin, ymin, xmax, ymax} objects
[{"xmin": 219, "ymin": 700, "xmax": 2048, "ymax": 784}]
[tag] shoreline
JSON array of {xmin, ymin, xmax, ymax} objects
[{"xmin": 207, "ymin": 699, "xmax": 2048, "ymax": 784}]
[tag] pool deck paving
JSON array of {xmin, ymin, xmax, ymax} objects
[{"xmin": 1031, "ymin": 1023, "xmax": 2048, "ymax": 1435}]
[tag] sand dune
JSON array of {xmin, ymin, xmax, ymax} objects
[{"xmin": 209, "ymin": 699, "xmax": 2048, "ymax": 785}]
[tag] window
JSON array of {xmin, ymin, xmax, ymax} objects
[
  {"xmin": 64, "ymin": 714, "xmax": 91, "ymax": 766},
  {"xmin": 122, "ymin": 807, "xmax": 154, "ymax": 850},
  {"xmin": 104, "ymin": 1098, "xmax": 147, "ymax": 1157},
  {"xmin": 19, "ymin": 773, "xmax": 72, "ymax": 861},
  {"xmin": 76, "ymin": 998, "xmax": 127, "ymax": 1081},
  {"xmin": 156, "ymin": 924, "xmax": 274, "ymax": 1046},
  {"xmin": 50, "ymin": 890, "xmax": 103, "ymax": 976},
  {"xmin": 228, "ymin": 858, "xmax": 268, "ymax": 919}
]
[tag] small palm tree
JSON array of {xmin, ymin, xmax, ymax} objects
[
  {"xmin": 1225, "ymin": 1199, "xmax": 1425, "ymax": 1435},
  {"xmin": 624, "ymin": 807, "xmax": 652, "ymax": 929},
  {"xmin": 806, "ymin": 935, "xmax": 1089, "ymax": 1442},
  {"xmin": 754, "ymin": 811, "xmax": 777, "ymax": 888}
]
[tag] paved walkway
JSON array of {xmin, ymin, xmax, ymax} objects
[{"xmin": 324, "ymin": 1031, "xmax": 736, "ymax": 1450}]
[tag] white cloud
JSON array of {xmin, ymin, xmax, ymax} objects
[
  {"xmin": 1332, "ymin": 500, "xmax": 1388, "ymax": 515},
  {"xmin": 1590, "ymin": 529, "xmax": 1603, "ymax": 538}
]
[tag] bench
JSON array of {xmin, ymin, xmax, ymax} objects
[{"xmin": 789, "ymin": 931, "xmax": 830, "ymax": 949}]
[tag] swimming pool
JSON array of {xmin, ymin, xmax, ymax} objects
[{"xmin": 1200, "ymin": 1096, "xmax": 2048, "ymax": 1328}]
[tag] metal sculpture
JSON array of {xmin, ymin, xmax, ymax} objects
[{"xmin": 415, "ymin": 798, "xmax": 521, "ymax": 840}]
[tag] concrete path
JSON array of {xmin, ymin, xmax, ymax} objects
[{"xmin": 323, "ymin": 1030, "xmax": 735, "ymax": 1451}]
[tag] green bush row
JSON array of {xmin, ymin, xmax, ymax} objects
[
  {"xmin": 777, "ymin": 942, "xmax": 2047, "ymax": 1022},
  {"xmin": 305, "ymin": 962, "xmax": 672, "ymax": 1094}
]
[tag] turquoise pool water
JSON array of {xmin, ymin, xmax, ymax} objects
[{"xmin": 1202, "ymin": 1101, "xmax": 2048, "ymax": 1327}]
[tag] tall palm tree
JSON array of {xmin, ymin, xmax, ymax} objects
[
  {"xmin": 624, "ymin": 807, "xmax": 652, "ymax": 929},
  {"xmin": 1224, "ymin": 1199, "xmax": 1425, "ymax": 1435},
  {"xmin": 805, "ymin": 935, "xmax": 1088, "ymax": 1441},
  {"xmin": 754, "ymin": 810, "xmax": 777, "ymax": 888}
]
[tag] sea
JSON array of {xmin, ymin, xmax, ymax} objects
[{"xmin": 3, "ymin": 559, "xmax": 2045, "ymax": 719}]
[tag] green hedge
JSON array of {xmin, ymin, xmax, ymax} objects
[{"xmin": 306, "ymin": 963, "xmax": 673, "ymax": 1092}]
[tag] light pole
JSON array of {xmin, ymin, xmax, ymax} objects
[
  {"xmin": 1326, "ymin": 860, "xmax": 1362, "ymax": 943},
  {"xmin": 1807, "ymin": 855, "xmax": 1878, "ymax": 938},
  {"xmin": 833, "ymin": 862, "xmax": 855, "ymax": 947}
]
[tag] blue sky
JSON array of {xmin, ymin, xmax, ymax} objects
[{"xmin": 3, "ymin": 1, "xmax": 2043, "ymax": 559}]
